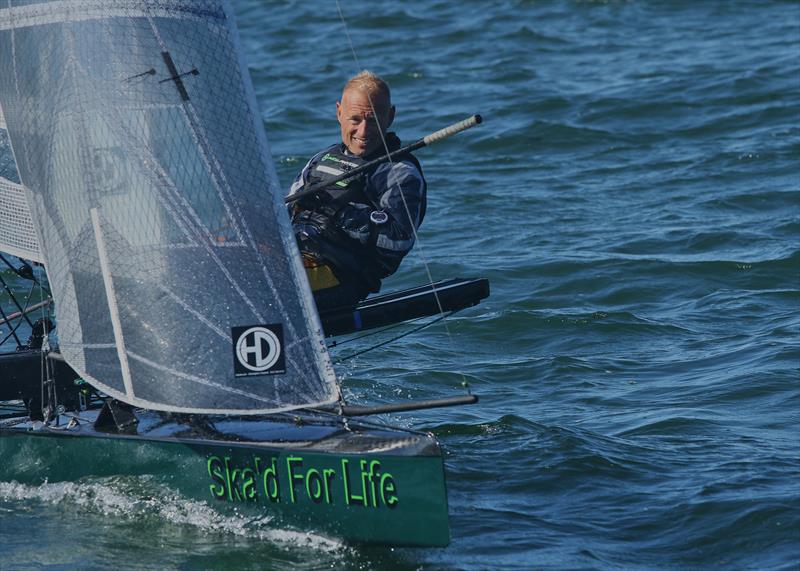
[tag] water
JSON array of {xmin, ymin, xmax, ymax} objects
[{"xmin": 1, "ymin": 0, "xmax": 799, "ymax": 569}]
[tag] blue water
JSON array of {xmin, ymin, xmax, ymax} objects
[{"xmin": 1, "ymin": 1, "xmax": 799, "ymax": 569}]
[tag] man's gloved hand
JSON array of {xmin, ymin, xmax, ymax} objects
[{"xmin": 296, "ymin": 191, "xmax": 331, "ymax": 212}]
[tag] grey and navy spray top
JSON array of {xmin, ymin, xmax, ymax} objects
[{"xmin": 288, "ymin": 135, "xmax": 426, "ymax": 292}]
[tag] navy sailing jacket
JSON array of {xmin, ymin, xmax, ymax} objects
[{"xmin": 288, "ymin": 137, "xmax": 426, "ymax": 291}]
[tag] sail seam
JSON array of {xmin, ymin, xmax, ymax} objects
[
  {"xmin": 90, "ymin": 207, "xmax": 135, "ymax": 398},
  {"xmin": 61, "ymin": 342, "xmax": 117, "ymax": 350},
  {"xmin": 126, "ymin": 351, "xmax": 297, "ymax": 405},
  {"xmin": 65, "ymin": 371, "xmax": 337, "ymax": 416},
  {"xmin": 155, "ymin": 283, "xmax": 229, "ymax": 340}
]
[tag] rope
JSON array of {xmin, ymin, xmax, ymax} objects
[
  {"xmin": 328, "ymin": 310, "xmax": 441, "ymax": 349},
  {"xmin": 333, "ymin": 3, "xmax": 472, "ymax": 393},
  {"xmin": 333, "ymin": 310, "xmax": 456, "ymax": 364}
]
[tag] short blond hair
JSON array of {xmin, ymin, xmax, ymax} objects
[{"xmin": 342, "ymin": 70, "xmax": 391, "ymax": 105}]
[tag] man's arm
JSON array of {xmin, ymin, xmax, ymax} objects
[
  {"xmin": 334, "ymin": 159, "xmax": 426, "ymax": 274},
  {"xmin": 287, "ymin": 149, "xmax": 334, "ymax": 217},
  {"xmin": 287, "ymin": 156, "xmax": 317, "ymax": 199}
]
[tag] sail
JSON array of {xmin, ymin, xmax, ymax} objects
[
  {"xmin": 0, "ymin": 0, "xmax": 339, "ymax": 414},
  {"xmin": 0, "ymin": 102, "xmax": 42, "ymax": 262}
]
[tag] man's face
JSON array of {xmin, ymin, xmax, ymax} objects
[{"xmin": 336, "ymin": 88, "xmax": 395, "ymax": 157}]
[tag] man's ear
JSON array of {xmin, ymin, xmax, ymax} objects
[
  {"xmin": 336, "ymin": 101, "xmax": 342, "ymax": 123},
  {"xmin": 386, "ymin": 105, "xmax": 396, "ymax": 129}
]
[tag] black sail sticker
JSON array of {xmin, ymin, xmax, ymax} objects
[{"xmin": 231, "ymin": 324, "xmax": 286, "ymax": 377}]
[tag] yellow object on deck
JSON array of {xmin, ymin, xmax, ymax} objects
[{"xmin": 302, "ymin": 253, "xmax": 340, "ymax": 291}]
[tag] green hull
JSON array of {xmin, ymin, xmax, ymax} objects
[{"xmin": 0, "ymin": 411, "xmax": 450, "ymax": 546}]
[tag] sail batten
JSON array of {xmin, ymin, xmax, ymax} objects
[
  {"xmin": 0, "ymin": 0, "xmax": 338, "ymax": 414},
  {"xmin": 90, "ymin": 207, "xmax": 135, "ymax": 398}
]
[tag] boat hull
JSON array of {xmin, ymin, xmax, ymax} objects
[{"xmin": 0, "ymin": 410, "xmax": 450, "ymax": 547}]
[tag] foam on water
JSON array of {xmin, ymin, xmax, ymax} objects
[{"xmin": 0, "ymin": 479, "xmax": 346, "ymax": 554}]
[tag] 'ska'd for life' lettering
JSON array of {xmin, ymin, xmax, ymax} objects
[{"xmin": 207, "ymin": 454, "xmax": 399, "ymax": 509}]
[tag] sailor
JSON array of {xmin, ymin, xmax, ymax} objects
[{"xmin": 288, "ymin": 70, "xmax": 426, "ymax": 310}]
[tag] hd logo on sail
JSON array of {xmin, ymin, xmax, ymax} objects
[{"xmin": 231, "ymin": 324, "xmax": 285, "ymax": 376}]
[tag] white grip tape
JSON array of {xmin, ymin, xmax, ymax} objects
[{"xmin": 423, "ymin": 114, "xmax": 482, "ymax": 145}]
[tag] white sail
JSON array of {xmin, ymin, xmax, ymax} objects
[
  {"xmin": 0, "ymin": 101, "xmax": 42, "ymax": 262},
  {"xmin": 0, "ymin": 0, "xmax": 338, "ymax": 414}
]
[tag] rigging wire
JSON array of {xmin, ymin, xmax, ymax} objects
[
  {"xmin": 0, "ymin": 281, "xmax": 35, "ymax": 347},
  {"xmin": 33, "ymin": 259, "xmax": 59, "ymax": 423},
  {"xmin": 0, "ymin": 258, "xmax": 37, "ymax": 347},
  {"xmin": 0, "ymin": 257, "xmax": 36, "ymax": 331},
  {"xmin": 334, "ymin": 1, "xmax": 446, "ymax": 319},
  {"xmin": 328, "ymin": 310, "xmax": 444, "ymax": 349},
  {"xmin": 333, "ymin": 2, "xmax": 473, "ymax": 393},
  {"xmin": 333, "ymin": 310, "xmax": 457, "ymax": 364},
  {"xmin": 0, "ymin": 255, "xmax": 60, "ymax": 421}
]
